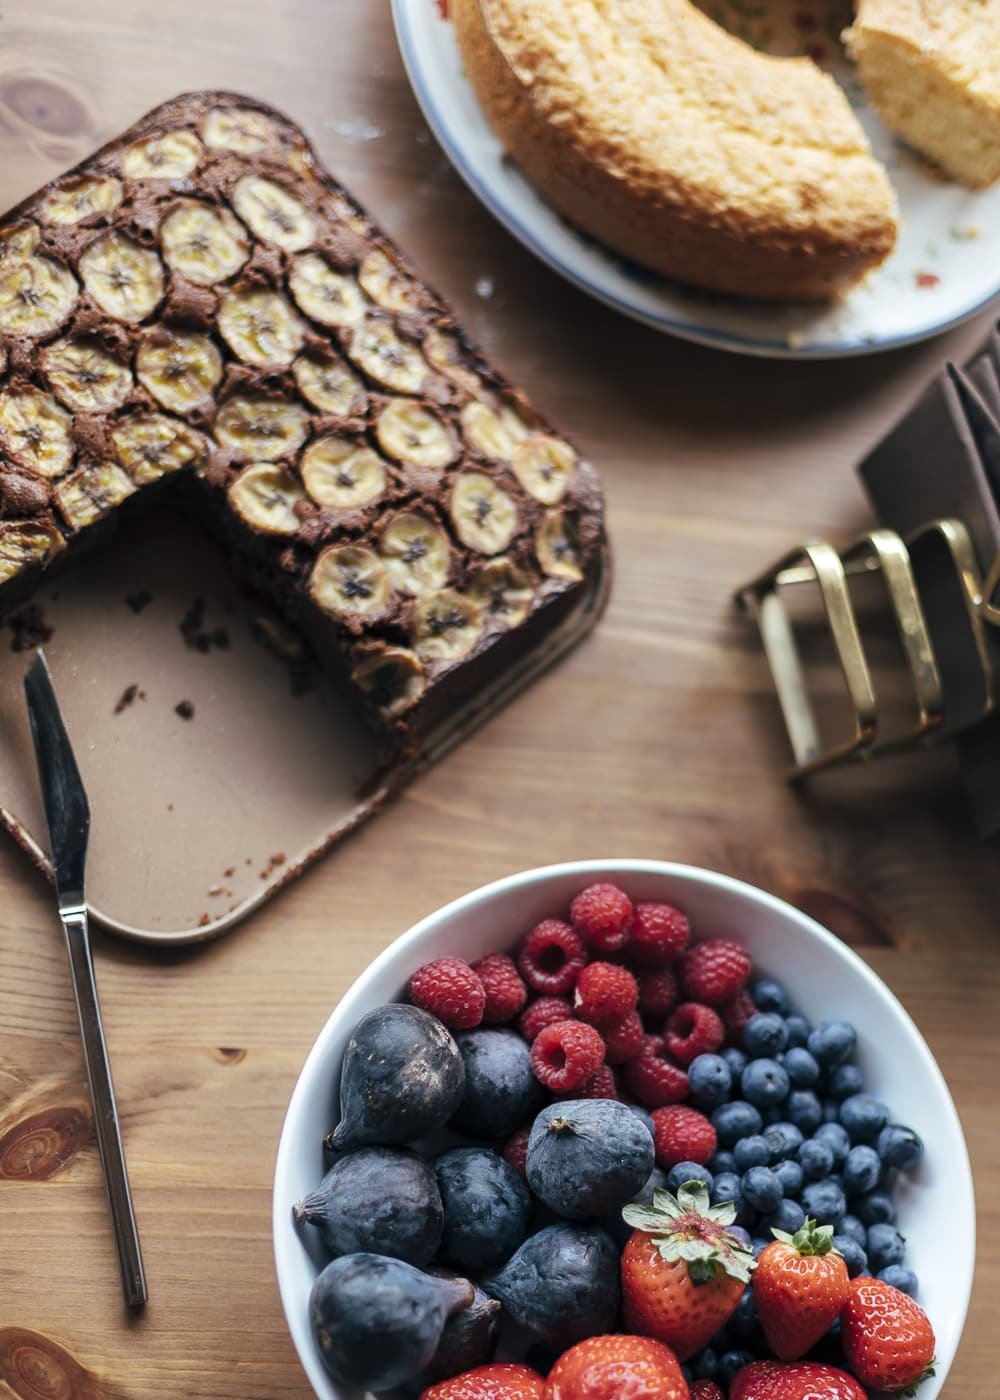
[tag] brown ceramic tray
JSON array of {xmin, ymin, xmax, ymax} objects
[{"xmin": 0, "ymin": 509, "xmax": 608, "ymax": 944}]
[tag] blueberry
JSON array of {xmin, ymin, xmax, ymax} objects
[
  {"xmin": 692, "ymin": 1346, "xmax": 720, "ymax": 1380},
  {"xmin": 773, "ymin": 1158, "xmax": 804, "ymax": 1199},
  {"xmin": 855, "ymin": 1190, "xmax": 896, "ymax": 1226},
  {"xmin": 729, "ymin": 1225, "xmax": 752, "ymax": 1249},
  {"xmin": 744, "ymin": 1014, "xmax": 789, "ymax": 1058},
  {"xmin": 813, "ymin": 1122, "xmax": 851, "ymax": 1168},
  {"xmin": 842, "ymin": 1145, "xmax": 881, "ymax": 1195},
  {"xmin": 765, "ymin": 1122, "xmax": 804, "ymax": 1161},
  {"xmin": 436, "ymin": 1146, "xmax": 532, "ymax": 1271},
  {"xmin": 808, "ymin": 1020, "xmax": 857, "ymax": 1068},
  {"xmin": 527, "ymin": 1100, "xmax": 654, "ymax": 1220},
  {"xmin": 879, "ymin": 1265, "xmax": 919, "ymax": 1297},
  {"xmin": 827, "ymin": 1064, "xmax": 865, "ymax": 1102},
  {"xmin": 751, "ymin": 1236, "xmax": 771, "ymax": 1259},
  {"xmin": 711, "ymin": 1171, "xmax": 742, "ymax": 1208},
  {"xmin": 482, "ymin": 1223, "xmax": 620, "ymax": 1349},
  {"xmin": 668, "ymin": 1161, "xmax": 714, "ymax": 1194},
  {"xmin": 839, "ymin": 1213, "xmax": 867, "ymax": 1246},
  {"xmin": 878, "ymin": 1124, "xmax": 924, "ymax": 1171},
  {"xmin": 712, "ymin": 1100, "xmax": 763, "ymax": 1147},
  {"xmin": 867, "ymin": 1223, "xmax": 906, "ymax": 1271},
  {"xmin": 786, "ymin": 1090, "xmax": 823, "ymax": 1135},
  {"xmin": 711, "ymin": 1150, "xmax": 738, "ymax": 1175},
  {"xmin": 733, "ymin": 1135, "xmax": 772, "ymax": 1172},
  {"xmin": 722, "ymin": 1047, "xmax": 749, "ymax": 1079},
  {"xmin": 801, "ymin": 1179, "xmax": 846, "ymax": 1227},
  {"xmin": 833, "ymin": 1235, "xmax": 869, "ymax": 1278},
  {"xmin": 729, "ymin": 1286, "xmax": 762, "ymax": 1343},
  {"xmin": 742, "ymin": 1166, "xmax": 783, "ymax": 1213},
  {"xmin": 766, "ymin": 1198, "xmax": 806, "ymax": 1234},
  {"xmin": 798, "ymin": 1138, "xmax": 834, "ymax": 1181},
  {"xmin": 688, "ymin": 1054, "xmax": 733, "ymax": 1111},
  {"xmin": 718, "ymin": 1351, "xmax": 752, "ymax": 1389},
  {"xmin": 450, "ymin": 1029, "xmax": 545, "ymax": 1139},
  {"xmin": 752, "ymin": 979, "xmax": 791, "ymax": 1016},
  {"xmin": 783, "ymin": 1047, "xmax": 820, "ymax": 1088},
  {"xmin": 625, "ymin": 1104, "xmax": 655, "ymax": 1140},
  {"xmin": 784, "ymin": 1014, "xmax": 811, "ymax": 1048},
  {"xmin": 742, "ymin": 1059, "xmax": 791, "ymax": 1110},
  {"xmin": 294, "ymin": 1146, "xmax": 444, "ymax": 1266},
  {"xmin": 839, "ymin": 1094, "xmax": 890, "ymax": 1144}
]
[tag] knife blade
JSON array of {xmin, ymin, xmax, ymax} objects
[{"xmin": 24, "ymin": 651, "xmax": 148, "ymax": 1309}]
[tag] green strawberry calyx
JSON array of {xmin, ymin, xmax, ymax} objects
[
  {"xmin": 622, "ymin": 1180, "xmax": 756, "ymax": 1285},
  {"xmin": 770, "ymin": 1218, "xmax": 839, "ymax": 1258},
  {"xmin": 901, "ymin": 1359, "xmax": 937, "ymax": 1398}
]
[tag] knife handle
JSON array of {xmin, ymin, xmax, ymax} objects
[{"xmin": 62, "ymin": 908, "xmax": 148, "ymax": 1309}]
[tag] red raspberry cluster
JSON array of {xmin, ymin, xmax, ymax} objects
[{"xmin": 406, "ymin": 881, "xmax": 756, "ymax": 1174}]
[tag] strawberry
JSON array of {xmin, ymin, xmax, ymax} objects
[
  {"xmin": 620, "ymin": 1179, "xmax": 754, "ymax": 1360},
  {"xmin": 420, "ymin": 1362, "xmax": 546, "ymax": 1399},
  {"xmin": 690, "ymin": 1384, "xmax": 725, "ymax": 1400},
  {"xmin": 730, "ymin": 1360, "xmax": 866, "ymax": 1399},
  {"xmin": 840, "ymin": 1275, "xmax": 936, "ymax": 1394},
  {"xmin": 753, "ymin": 1219, "xmax": 850, "ymax": 1359},
  {"xmin": 543, "ymin": 1334, "xmax": 687, "ymax": 1399}
]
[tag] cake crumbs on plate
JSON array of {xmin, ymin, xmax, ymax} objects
[
  {"xmin": 7, "ymin": 603, "xmax": 53, "ymax": 652},
  {"xmin": 125, "ymin": 590, "xmax": 153, "ymax": 614},
  {"xmin": 175, "ymin": 699, "xmax": 195, "ymax": 720},
  {"xmin": 180, "ymin": 598, "xmax": 231, "ymax": 653},
  {"xmin": 113, "ymin": 683, "xmax": 146, "ymax": 715},
  {"xmin": 259, "ymin": 852, "xmax": 287, "ymax": 880}
]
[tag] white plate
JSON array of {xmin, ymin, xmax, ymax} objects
[
  {"xmin": 273, "ymin": 859, "xmax": 974, "ymax": 1399},
  {"xmin": 391, "ymin": 0, "xmax": 1000, "ymax": 359}
]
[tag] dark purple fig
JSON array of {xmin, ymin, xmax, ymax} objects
[
  {"xmin": 309, "ymin": 1253, "xmax": 472, "ymax": 1392},
  {"xmin": 325, "ymin": 1004, "xmax": 464, "ymax": 1152},
  {"xmin": 449, "ymin": 1028, "xmax": 545, "ymax": 1139},
  {"xmin": 481, "ymin": 1223, "xmax": 620, "ymax": 1349},
  {"xmin": 420, "ymin": 1269, "xmax": 501, "ymax": 1383},
  {"xmin": 526, "ymin": 1099, "xmax": 654, "ymax": 1220},
  {"xmin": 294, "ymin": 1146, "xmax": 443, "ymax": 1266},
  {"xmin": 434, "ymin": 1145, "xmax": 532, "ymax": 1271}
]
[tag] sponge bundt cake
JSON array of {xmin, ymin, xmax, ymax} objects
[{"xmin": 452, "ymin": 0, "xmax": 899, "ymax": 301}]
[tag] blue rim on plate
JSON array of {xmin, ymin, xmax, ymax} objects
[{"xmin": 391, "ymin": 0, "xmax": 1000, "ymax": 360}]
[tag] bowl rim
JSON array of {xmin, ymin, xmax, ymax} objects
[{"xmin": 272, "ymin": 858, "xmax": 976, "ymax": 1398}]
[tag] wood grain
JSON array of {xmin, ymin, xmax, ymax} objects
[{"xmin": 0, "ymin": 2, "xmax": 997, "ymax": 1395}]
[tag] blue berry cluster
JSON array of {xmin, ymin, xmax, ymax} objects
[{"xmin": 680, "ymin": 977, "xmax": 924, "ymax": 1384}]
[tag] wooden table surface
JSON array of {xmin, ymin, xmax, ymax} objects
[{"xmin": 1, "ymin": 3, "xmax": 997, "ymax": 1396}]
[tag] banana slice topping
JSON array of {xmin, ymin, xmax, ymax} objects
[
  {"xmin": 0, "ymin": 224, "xmax": 40, "ymax": 259},
  {"xmin": 202, "ymin": 107, "xmax": 279, "ymax": 154},
  {"xmin": 351, "ymin": 646, "xmax": 426, "ymax": 717},
  {"xmin": 228, "ymin": 462, "xmax": 305, "ymax": 536},
  {"xmin": 512, "ymin": 434, "xmax": 576, "ymax": 505},
  {"xmin": 160, "ymin": 200, "xmax": 249, "ymax": 285},
  {"xmin": 79, "ymin": 231, "xmax": 164, "ymax": 322},
  {"xmin": 0, "ymin": 519, "xmax": 63, "ymax": 584},
  {"xmin": 450, "ymin": 472, "xmax": 518, "ymax": 555},
  {"xmin": 347, "ymin": 318, "xmax": 426, "ymax": 394},
  {"xmin": 459, "ymin": 400, "xmax": 531, "ymax": 461},
  {"xmin": 374, "ymin": 399, "xmax": 457, "ymax": 470},
  {"xmin": 121, "ymin": 129, "xmax": 203, "ymax": 180},
  {"xmin": 218, "ymin": 286, "xmax": 304, "ymax": 368},
  {"xmin": 43, "ymin": 175, "xmax": 123, "ymax": 226},
  {"xmin": 55, "ymin": 461, "xmax": 136, "ymax": 531},
  {"xmin": 380, "ymin": 512, "xmax": 451, "ymax": 596},
  {"xmin": 411, "ymin": 588, "xmax": 482, "ymax": 664},
  {"xmin": 110, "ymin": 413, "xmax": 206, "ymax": 484},
  {"xmin": 231, "ymin": 176, "xmax": 315, "ymax": 252},
  {"xmin": 423, "ymin": 328, "xmax": 481, "ymax": 393},
  {"xmin": 44, "ymin": 338, "xmax": 134, "ymax": 412},
  {"xmin": 466, "ymin": 558, "xmax": 535, "ymax": 629},
  {"xmin": 292, "ymin": 352, "xmax": 366, "ymax": 417},
  {"xmin": 309, "ymin": 544, "xmax": 392, "ymax": 621},
  {"xmin": 288, "ymin": 254, "xmax": 366, "ymax": 327},
  {"xmin": 0, "ymin": 256, "xmax": 78, "ymax": 337},
  {"xmin": 0, "ymin": 386, "xmax": 74, "ymax": 479},
  {"xmin": 137, "ymin": 331, "xmax": 223, "ymax": 414},
  {"xmin": 358, "ymin": 248, "xmax": 423, "ymax": 314},
  {"xmin": 536, "ymin": 508, "xmax": 584, "ymax": 581},
  {"xmin": 214, "ymin": 394, "xmax": 309, "ymax": 461},
  {"xmin": 300, "ymin": 435, "xmax": 386, "ymax": 509}
]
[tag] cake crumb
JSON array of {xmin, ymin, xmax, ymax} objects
[
  {"xmin": 8, "ymin": 603, "xmax": 53, "ymax": 652},
  {"xmin": 208, "ymin": 884, "xmax": 224, "ymax": 897},
  {"xmin": 167, "ymin": 802, "xmax": 174, "ymax": 812},
  {"xmin": 180, "ymin": 597, "xmax": 231, "ymax": 653},
  {"xmin": 224, "ymin": 866, "xmax": 235, "ymax": 878},
  {"xmin": 113, "ymin": 683, "xmax": 146, "ymax": 715},
  {"xmin": 258, "ymin": 851, "xmax": 287, "ymax": 880},
  {"xmin": 175, "ymin": 699, "xmax": 195, "ymax": 720},
  {"xmin": 198, "ymin": 912, "xmax": 210, "ymax": 927},
  {"xmin": 125, "ymin": 590, "xmax": 153, "ymax": 614}
]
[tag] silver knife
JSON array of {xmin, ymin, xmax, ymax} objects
[{"xmin": 24, "ymin": 650, "xmax": 148, "ymax": 1309}]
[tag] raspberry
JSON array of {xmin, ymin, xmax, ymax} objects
[
  {"xmin": 622, "ymin": 1035, "xmax": 689, "ymax": 1107},
  {"xmin": 637, "ymin": 965, "xmax": 680, "ymax": 1020},
  {"xmin": 530, "ymin": 1019, "xmax": 605, "ymax": 1092},
  {"xmin": 629, "ymin": 901, "xmax": 691, "ymax": 966},
  {"xmin": 664, "ymin": 1002, "xmax": 725, "ymax": 1064},
  {"xmin": 518, "ymin": 995, "xmax": 572, "ymax": 1041},
  {"xmin": 691, "ymin": 1383, "xmax": 725, "ymax": 1400},
  {"xmin": 570, "ymin": 882, "xmax": 634, "ymax": 953},
  {"xmin": 502, "ymin": 1125, "xmax": 532, "ymax": 1180},
  {"xmin": 599, "ymin": 1009, "xmax": 644, "ymax": 1064},
  {"xmin": 407, "ymin": 956, "xmax": 485, "ymax": 1029},
  {"xmin": 651, "ymin": 1104, "xmax": 717, "ymax": 1168},
  {"xmin": 472, "ymin": 952, "xmax": 527, "ymax": 1023},
  {"xmin": 722, "ymin": 987, "xmax": 759, "ymax": 1047},
  {"xmin": 566, "ymin": 1063, "xmax": 619, "ymax": 1099},
  {"xmin": 573, "ymin": 960, "xmax": 638, "ymax": 1024},
  {"xmin": 517, "ymin": 919, "xmax": 588, "ymax": 995},
  {"xmin": 681, "ymin": 938, "xmax": 752, "ymax": 1005}
]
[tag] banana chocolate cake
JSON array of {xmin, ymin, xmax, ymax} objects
[{"xmin": 0, "ymin": 92, "xmax": 605, "ymax": 747}]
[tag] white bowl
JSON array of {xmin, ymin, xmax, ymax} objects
[{"xmin": 273, "ymin": 860, "xmax": 975, "ymax": 1400}]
